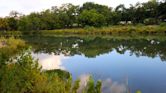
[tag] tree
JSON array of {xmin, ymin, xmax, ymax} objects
[
  {"xmin": 135, "ymin": 4, "xmax": 146, "ymax": 23},
  {"xmin": 28, "ymin": 12, "xmax": 42, "ymax": 30},
  {"xmin": 115, "ymin": 4, "xmax": 130, "ymax": 23},
  {"xmin": 79, "ymin": 9, "xmax": 106, "ymax": 27},
  {"xmin": 7, "ymin": 17, "xmax": 18, "ymax": 31},
  {"xmin": 1, "ymin": 1, "xmax": 164, "ymax": 31},
  {"xmin": 51, "ymin": 6, "xmax": 65, "ymax": 28},
  {"xmin": 58, "ymin": 3, "xmax": 79, "ymax": 28},
  {"xmin": 9, "ymin": 10, "xmax": 20, "ymax": 18},
  {"xmin": 18, "ymin": 12, "xmax": 42, "ymax": 31},
  {"xmin": 40, "ymin": 9, "xmax": 56, "ymax": 30},
  {"xmin": 109, "ymin": 11, "xmax": 121, "ymax": 25},
  {"xmin": 17, "ymin": 16, "xmax": 29, "ymax": 31},
  {"xmin": 0, "ymin": 18, "xmax": 8, "ymax": 31},
  {"xmin": 157, "ymin": 1, "xmax": 166, "ymax": 21},
  {"xmin": 80, "ymin": 2, "xmax": 111, "ymax": 25},
  {"xmin": 142, "ymin": 0, "xmax": 158, "ymax": 22}
]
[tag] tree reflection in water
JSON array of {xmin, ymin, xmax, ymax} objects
[
  {"xmin": 22, "ymin": 35, "xmax": 166, "ymax": 93},
  {"xmin": 24, "ymin": 35, "xmax": 166, "ymax": 61}
]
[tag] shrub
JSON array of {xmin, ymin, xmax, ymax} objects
[
  {"xmin": 84, "ymin": 26, "xmax": 96, "ymax": 32},
  {"xmin": 160, "ymin": 22, "xmax": 166, "ymax": 27},
  {"xmin": 136, "ymin": 23, "xmax": 145, "ymax": 27},
  {"xmin": 144, "ymin": 18, "xmax": 157, "ymax": 25}
]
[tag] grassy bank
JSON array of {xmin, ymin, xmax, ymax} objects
[
  {"xmin": 42, "ymin": 25, "xmax": 166, "ymax": 35},
  {"xmin": 0, "ymin": 25, "xmax": 166, "ymax": 36}
]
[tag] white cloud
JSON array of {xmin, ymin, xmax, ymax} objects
[{"xmin": 0, "ymin": 0, "xmax": 151, "ymax": 17}]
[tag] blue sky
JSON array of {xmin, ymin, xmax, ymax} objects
[{"xmin": 0, "ymin": 0, "xmax": 151, "ymax": 17}]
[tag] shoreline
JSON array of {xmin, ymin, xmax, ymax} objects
[{"xmin": 0, "ymin": 25, "xmax": 166, "ymax": 36}]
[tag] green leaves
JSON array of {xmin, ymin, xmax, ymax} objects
[
  {"xmin": 0, "ymin": 18, "xmax": 8, "ymax": 31},
  {"xmin": 79, "ymin": 9, "xmax": 105, "ymax": 27}
]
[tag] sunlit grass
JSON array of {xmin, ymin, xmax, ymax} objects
[
  {"xmin": 0, "ymin": 25, "xmax": 165, "ymax": 36},
  {"xmin": 40, "ymin": 25, "xmax": 166, "ymax": 35}
]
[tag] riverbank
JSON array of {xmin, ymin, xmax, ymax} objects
[
  {"xmin": 42, "ymin": 25, "xmax": 166, "ymax": 35},
  {"xmin": 0, "ymin": 25, "xmax": 166, "ymax": 36}
]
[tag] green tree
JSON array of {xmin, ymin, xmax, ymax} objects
[
  {"xmin": 40, "ymin": 9, "xmax": 56, "ymax": 30},
  {"xmin": 80, "ymin": 2, "xmax": 111, "ymax": 25},
  {"xmin": 142, "ymin": 0, "xmax": 159, "ymax": 24},
  {"xmin": 18, "ymin": 12, "xmax": 42, "ymax": 31},
  {"xmin": 109, "ymin": 11, "xmax": 121, "ymax": 25},
  {"xmin": 79, "ymin": 9, "xmax": 106, "ymax": 27},
  {"xmin": 18, "ymin": 16, "xmax": 29, "ymax": 31},
  {"xmin": 157, "ymin": 1, "xmax": 166, "ymax": 21},
  {"xmin": 58, "ymin": 3, "xmax": 79, "ymax": 28},
  {"xmin": 115, "ymin": 4, "xmax": 130, "ymax": 23},
  {"xmin": 0, "ymin": 18, "xmax": 8, "ymax": 31},
  {"xmin": 7, "ymin": 17, "xmax": 18, "ymax": 31}
]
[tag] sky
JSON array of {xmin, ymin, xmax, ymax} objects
[{"xmin": 0, "ymin": 0, "xmax": 151, "ymax": 17}]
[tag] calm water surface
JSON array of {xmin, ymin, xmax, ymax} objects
[{"xmin": 25, "ymin": 36, "xmax": 166, "ymax": 93}]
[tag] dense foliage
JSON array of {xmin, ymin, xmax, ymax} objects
[
  {"xmin": 0, "ymin": 1, "xmax": 165, "ymax": 31},
  {"xmin": 0, "ymin": 37, "xmax": 26, "ymax": 64}
]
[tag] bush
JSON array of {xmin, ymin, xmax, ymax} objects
[
  {"xmin": 84, "ymin": 26, "xmax": 96, "ymax": 31},
  {"xmin": 144, "ymin": 18, "xmax": 157, "ymax": 25},
  {"xmin": 136, "ymin": 23, "xmax": 145, "ymax": 27},
  {"xmin": 160, "ymin": 22, "xmax": 166, "ymax": 27}
]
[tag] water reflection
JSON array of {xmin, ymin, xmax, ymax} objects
[
  {"xmin": 110, "ymin": 82, "xmax": 127, "ymax": 93},
  {"xmin": 32, "ymin": 53, "xmax": 67, "ymax": 70},
  {"xmin": 78, "ymin": 74, "xmax": 130, "ymax": 93},
  {"xmin": 24, "ymin": 36, "xmax": 166, "ymax": 93},
  {"xmin": 24, "ymin": 36, "xmax": 166, "ymax": 61},
  {"xmin": 77, "ymin": 74, "xmax": 91, "ymax": 93}
]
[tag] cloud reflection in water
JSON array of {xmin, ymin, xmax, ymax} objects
[
  {"xmin": 77, "ymin": 74, "xmax": 90, "ymax": 93},
  {"xmin": 78, "ymin": 74, "xmax": 128, "ymax": 93},
  {"xmin": 32, "ymin": 53, "xmax": 67, "ymax": 70}
]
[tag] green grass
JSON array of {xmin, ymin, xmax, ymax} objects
[
  {"xmin": 0, "ymin": 37, "xmax": 26, "ymax": 62},
  {"xmin": 0, "ymin": 25, "xmax": 165, "ymax": 36},
  {"xmin": 40, "ymin": 25, "xmax": 166, "ymax": 35}
]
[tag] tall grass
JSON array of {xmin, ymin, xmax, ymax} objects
[
  {"xmin": 0, "ymin": 37, "xmax": 26, "ymax": 63},
  {"xmin": 0, "ymin": 25, "xmax": 165, "ymax": 36},
  {"xmin": 40, "ymin": 25, "xmax": 166, "ymax": 36}
]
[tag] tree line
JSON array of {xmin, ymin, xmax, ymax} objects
[{"xmin": 0, "ymin": 0, "xmax": 165, "ymax": 31}]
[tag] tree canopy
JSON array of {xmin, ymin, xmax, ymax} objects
[{"xmin": 0, "ymin": 1, "xmax": 165, "ymax": 31}]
